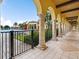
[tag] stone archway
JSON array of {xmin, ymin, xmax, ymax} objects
[
  {"xmin": 48, "ymin": 7, "xmax": 57, "ymax": 40},
  {"xmin": 33, "ymin": 0, "xmax": 57, "ymax": 49}
]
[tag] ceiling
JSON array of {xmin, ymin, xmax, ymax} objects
[
  {"xmin": 53, "ymin": 0, "xmax": 79, "ymax": 25},
  {"xmin": 66, "ymin": 16, "xmax": 78, "ymax": 25}
]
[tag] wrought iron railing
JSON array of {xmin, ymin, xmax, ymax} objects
[
  {"xmin": 0, "ymin": 30, "xmax": 35, "ymax": 59},
  {"xmin": 0, "ymin": 29, "xmax": 52, "ymax": 59}
]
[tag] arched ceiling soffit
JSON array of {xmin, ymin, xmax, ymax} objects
[
  {"xmin": 56, "ymin": 10, "xmax": 62, "ymax": 22},
  {"xmin": 48, "ymin": 7, "xmax": 57, "ymax": 20},
  {"xmin": 34, "ymin": 0, "xmax": 57, "ymax": 18},
  {"xmin": 61, "ymin": 17, "xmax": 66, "ymax": 23},
  {"xmin": 57, "ymin": 14, "xmax": 62, "ymax": 22},
  {"xmin": 61, "ymin": 15, "xmax": 67, "ymax": 22},
  {"xmin": 33, "ymin": 0, "xmax": 42, "ymax": 15}
]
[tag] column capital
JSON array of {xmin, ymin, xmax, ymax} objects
[
  {"xmin": 52, "ymin": 19, "xmax": 57, "ymax": 22},
  {"xmin": 38, "ymin": 13, "xmax": 45, "ymax": 18}
]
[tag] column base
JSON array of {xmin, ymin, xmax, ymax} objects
[
  {"xmin": 58, "ymin": 34, "xmax": 62, "ymax": 37},
  {"xmin": 37, "ymin": 44, "xmax": 48, "ymax": 50},
  {"xmin": 62, "ymin": 33, "xmax": 65, "ymax": 35},
  {"xmin": 57, "ymin": 36, "xmax": 63, "ymax": 41},
  {"xmin": 52, "ymin": 37, "xmax": 58, "ymax": 41}
]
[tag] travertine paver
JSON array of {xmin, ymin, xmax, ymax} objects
[{"xmin": 15, "ymin": 30, "xmax": 79, "ymax": 59}]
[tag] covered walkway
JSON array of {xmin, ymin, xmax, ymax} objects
[
  {"xmin": 15, "ymin": 30, "xmax": 79, "ymax": 59},
  {"xmin": 33, "ymin": 0, "xmax": 79, "ymax": 50},
  {"xmin": 0, "ymin": 0, "xmax": 79, "ymax": 59}
]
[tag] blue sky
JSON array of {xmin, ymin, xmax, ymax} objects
[{"xmin": 1, "ymin": 0, "xmax": 38, "ymax": 26}]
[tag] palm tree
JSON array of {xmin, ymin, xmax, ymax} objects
[
  {"xmin": 45, "ymin": 10, "xmax": 52, "ymax": 40},
  {"xmin": 1, "ymin": 25, "xmax": 3, "ymax": 29},
  {"xmin": 19, "ymin": 23, "xmax": 23, "ymax": 29},
  {"xmin": 14, "ymin": 22, "xmax": 18, "ymax": 26},
  {"xmin": 45, "ymin": 10, "xmax": 52, "ymax": 29},
  {"xmin": 4, "ymin": 25, "xmax": 10, "ymax": 30},
  {"xmin": 13, "ymin": 22, "xmax": 19, "ymax": 29},
  {"xmin": 13, "ymin": 22, "xmax": 18, "ymax": 28}
]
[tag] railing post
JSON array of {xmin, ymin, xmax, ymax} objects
[
  {"xmin": 9, "ymin": 31, "xmax": 14, "ymax": 59},
  {"xmin": 31, "ymin": 27, "xmax": 34, "ymax": 49}
]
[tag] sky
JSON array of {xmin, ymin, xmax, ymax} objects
[{"xmin": 0, "ymin": 0, "xmax": 39, "ymax": 26}]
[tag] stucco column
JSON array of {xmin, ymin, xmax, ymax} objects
[
  {"xmin": 65, "ymin": 24, "xmax": 68, "ymax": 33},
  {"xmin": 64, "ymin": 23, "xmax": 67, "ymax": 34},
  {"xmin": 52, "ymin": 20, "xmax": 57, "ymax": 40},
  {"xmin": 78, "ymin": 25, "xmax": 79, "ymax": 32},
  {"xmin": 65, "ymin": 27, "xmax": 67, "ymax": 33},
  {"xmin": 67, "ymin": 24, "xmax": 69, "ymax": 33},
  {"xmin": 62, "ymin": 23, "xmax": 65, "ymax": 35},
  {"xmin": 77, "ymin": 24, "xmax": 79, "ymax": 32},
  {"xmin": 57, "ymin": 14, "xmax": 62, "ymax": 37},
  {"xmin": 63, "ymin": 23, "xmax": 65, "ymax": 35},
  {"xmin": 64, "ymin": 23, "xmax": 66, "ymax": 34},
  {"xmin": 58, "ymin": 21, "xmax": 62, "ymax": 37},
  {"xmin": 38, "ymin": 13, "xmax": 47, "ymax": 50}
]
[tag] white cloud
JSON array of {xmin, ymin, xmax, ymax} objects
[
  {"xmin": 0, "ymin": 17, "xmax": 38, "ymax": 27},
  {"xmin": 17, "ymin": 20, "xmax": 25, "ymax": 24},
  {"xmin": 17, "ymin": 19, "xmax": 29, "ymax": 24},
  {"xmin": 0, "ymin": 17, "xmax": 28, "ymax": 27},
  {"xmin": 1, "ymin": 16, "xmax": 13, "ymax": 27}
]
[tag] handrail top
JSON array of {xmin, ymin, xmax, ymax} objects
[{"xmin": 0, "ymin": 29, "xmax": 37, "ymax": 33}]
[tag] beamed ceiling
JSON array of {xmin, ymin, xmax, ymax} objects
[
  {"xmin": 66, "ymin": 16, "xmax": 78, "ymax": 25},
  {"xmin": 53, "ymin": 0, "xmax": 79, "ymax": 25}
]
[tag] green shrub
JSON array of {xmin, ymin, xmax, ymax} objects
[
  {"xmin": 18, "ymin": 29, "xmax": 52, "ymax": 47},
  {"xmin": 45, "ymin": 29, "xmax": 52, "ymax": 42},
  {"xmin": 18, "ymin": 34, "xmax": 25, "ymax": 41},
  {"xmin": 24, "ymin": 31, "xmax": 39, "ymax": 47},
  {"xmin": 24, "ymin": 35, "xmax": 31, "ymax": 44}
]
